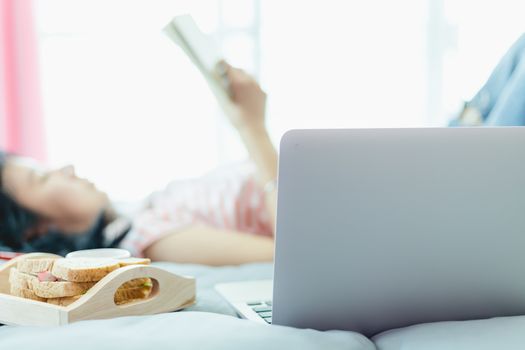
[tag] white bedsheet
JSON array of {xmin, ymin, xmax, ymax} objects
[{"xmin": 1, "ymin": 262, "xmax": 525, "ymax": 349}]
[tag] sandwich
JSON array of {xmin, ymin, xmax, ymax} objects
[{"xmin": 9, "ymin": 256, "xmax": 152, "ymax": 306}]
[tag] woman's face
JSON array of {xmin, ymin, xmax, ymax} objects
[{"xmin": 1, "ymin": 157, "xmax": 110, "ymax": 233}]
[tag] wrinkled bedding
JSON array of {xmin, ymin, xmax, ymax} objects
[
  {"xmin": 0, "ymin": 262, "xmax": 374, "ymax": 350},
  {"xmin": 2, "ymin": 262, "xmax": 525, "ymax": 350}
]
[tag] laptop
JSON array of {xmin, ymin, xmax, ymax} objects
[{"xmin": 216, "ymin": 128, "xmax": 525, "ymax": 337}]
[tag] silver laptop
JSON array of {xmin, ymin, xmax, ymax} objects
[{"xmin": 216, "ymin": 128, "xmax": 525, "ymax": 337}]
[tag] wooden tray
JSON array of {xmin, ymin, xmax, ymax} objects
[{"xmin": 0, "ymin": 253, "xmax": 196, "ymax": 326}]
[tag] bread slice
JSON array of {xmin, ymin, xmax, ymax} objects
[
  {"xmin": 9, "ymin": 267, "xmax": 53, "ymax": 303},
  {"xmin": 118, "ymin": 257, "xmax": 151, "ymax": 267},
  {"xmin": 114, "ymin": 285, "xmax": 152, "ymax": 305},
  {"xmin": 17, "ymin": 258, "xmax": 57, "ymax": 275},
  {"xmin": 121, "ymin": 277, "xmax": 152, "ymax": 289},
  {"xmin": 51, "ymin": 258, "xmax": 120, "ymax": 282},
  {"xmin": 10, "ymin": 285, "xmax": 47, "ymax": 302},
  {"xmin": 30, "ymin": 278, "xmax": 95, "ymax": 298},
  {"xmin": 117, "ymin": 258, "xmax": 151, "ymax": 288},
  {"xmin": 10, "ymin": 265, "xmax": 95, "ymax": 299},
  {"xmin": 9, "ymin": 268, "xmax": 38, "ymax": 290}
]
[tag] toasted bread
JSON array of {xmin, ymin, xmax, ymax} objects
[
  {"xmin": 51, "ymin": 258, "xmax": 120, "ymax": 282},
  {"xmin": 17, "ymin": 258, "xmax": 57, "ymax": 275},
  {"xmin": 121, "ymin": 277, "xmax": 152, "ymax": 289},
  {"xmin": 117, "ymin": 258, "xmax": 151, "ymax": 288},
  {"xmin": 10, "ymin": 265, "xmax": 95, "ymax": 298},
  {"xmin": 9, "ymin": 255, "xmax": 154, "ymax": 305},
  {"xmin": 9, "ymin": 268, "xmax": 38, "ymax": 290},
  {"xmin": 10, "ymin": 285, "xmax": 47, "ymax": 302},
  {"xmin": 114, "ymin": 285, "xmax": 152, "ymax": 305},
  {"xmin": 30, "ymin": 278, "xmax": 95, "ymax": 298},
  {"xmin": 118, "ymin": 257, "xmax": 151, "ymax": 267}
]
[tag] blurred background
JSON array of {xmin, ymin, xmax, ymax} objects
[{"xmin": 1, "ymin": 0, "xmax": 524, "ymax": 201}]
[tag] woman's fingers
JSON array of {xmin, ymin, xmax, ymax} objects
[
  {"xmin": 214, "ymin": 60, "xmax": 267, "ymax": 130},
  {"xmin": 216, "ymin": 60, "xmax": 254, "ymax": 99},
  {"xmin": 227, "ymin": 68, "xmax": 260, "ymax": 101}
]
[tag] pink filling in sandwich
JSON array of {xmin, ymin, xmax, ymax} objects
[{"xmin": 37, "ymin": 271, "xmax": 62, "ymax": 282}]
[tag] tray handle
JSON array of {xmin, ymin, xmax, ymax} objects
[{"xmin": 66, "ymin": 265, "xmax": 196, "ymax": 323}]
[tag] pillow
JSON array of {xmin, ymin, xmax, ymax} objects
[{"xmin": 373, "ymin": 315, "xmax": 525, "ymax": 350}]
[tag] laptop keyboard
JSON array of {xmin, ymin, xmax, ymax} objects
[{"xmin": 247, "ymin": 300, "xmax": 272, "ymax": 324}]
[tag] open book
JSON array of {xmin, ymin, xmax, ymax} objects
[{"xmin": 163, "ymin": 14, "xmax": 235, "ymax": 114}]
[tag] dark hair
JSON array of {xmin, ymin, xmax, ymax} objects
[{"xmin": 0, "ymin": 152, "xmax": 38, "ymax": 250}]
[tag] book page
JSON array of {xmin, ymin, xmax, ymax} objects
[{"xmin": 163, "ymin": 15, "xmax": 234, "ymax": 114}]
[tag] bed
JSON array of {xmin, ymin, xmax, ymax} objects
[{"xmin": 1, "ymin": 262, "xmax": 525, "ymax": 350}]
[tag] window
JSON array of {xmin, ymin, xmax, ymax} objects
[
  {"xmin": 439, "ymin": 0, "xmax": 525, "ymax": 120},
  {"xmin": 35, "ymin": 0, "xmax": 525, "ymax": 202},
  {"xmin": 36, "ymin": 0, "xmax": 259, "ymax": 201}
]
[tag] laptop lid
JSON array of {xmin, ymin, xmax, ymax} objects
[{"xmin": 272, "ymin": 128, "xmax": 525, "ymax": 337}]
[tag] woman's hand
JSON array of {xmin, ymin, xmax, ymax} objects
[{"xmin": 216, "ymin": 61, "xmax": 267, "ymax": 133}]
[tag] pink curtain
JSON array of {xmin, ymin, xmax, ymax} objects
[{"xmin": 0, "ymin": 0, "xmax": 46, "ymax": 161}]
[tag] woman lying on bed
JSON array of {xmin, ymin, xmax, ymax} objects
[{"xmin": 0, "ymin": 63, "xmax": 277, "ymax": 266}]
